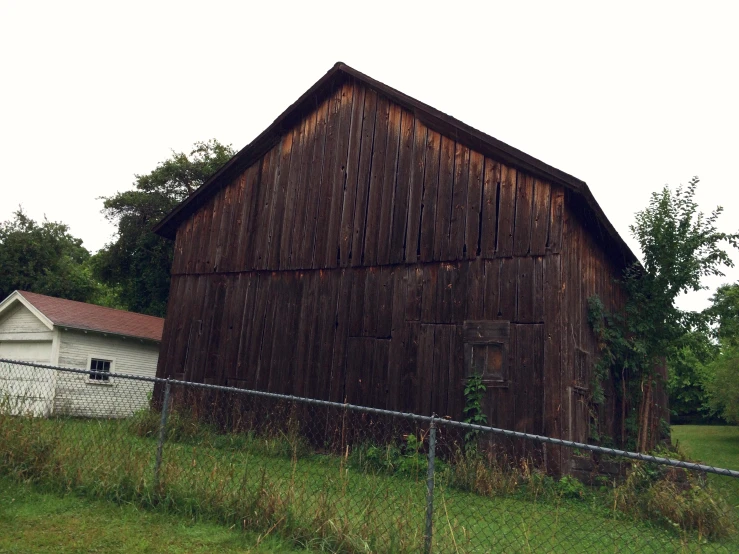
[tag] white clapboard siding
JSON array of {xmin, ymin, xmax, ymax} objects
[
  {"xmin": 55, "ymin": 330, "xmax": 158, "ymax": 418},
  {"xmin": 0, "ymin": 303, "xmax": 49, "ymax": 334},
  {"xmin": 0, "ymin": 340, "xmax": 55, "ymax": 416}
]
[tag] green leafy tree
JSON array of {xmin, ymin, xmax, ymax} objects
[
  {"xmin": 705, "ymin": 345, "xmax": 739, "ymax": 423},
  {"xmin": 667, "ymin": 331, "xmax": 717, "ymax": 423},
  {"xmin": 590, "ymin": 177, "xmax": 738, "ymax": 449},
  {"xmin": 94, "ymin": 140, "xmax": 235, "ymax": 317},
  {"xmin": 0, "ymin": 209, "xmax": 108, "ymax": 304}
]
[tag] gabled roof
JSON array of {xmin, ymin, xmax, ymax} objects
[
  {"xmin": 153, "ymin": 62, "xmax": 637, "ymax": 267},
  {"xmin": 0, "ymin": 291, "xmax": 164, "ymax": 342}
]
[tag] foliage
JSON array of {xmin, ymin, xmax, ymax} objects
[
  {"xmin": 0, "ymin": 209, "xmax": 119, "ymax": 306},
  {"xmin": 587, "ymin": 178, "xmax": 738, "ymax": 446},
  {"xmin": 704, "ymin": 345, "xmax": 739, "ymax": 423},
  {"xmin": 463, "ymin": 373, "xmax": 488, "ymax": 446},
  {"xmin": 94, "ymin": 140, "xmax": 235, "ymax": 316},
  {"xmin": 614, "ymin": 462, "xmax": 735, "ymax": 539},
  {"xmin": 667, "ymin": 331, "xmax": 717, "ymax": 422}
]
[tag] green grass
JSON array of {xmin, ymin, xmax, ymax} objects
[
  {"xmin": 672, "ymin": 425, "xmax": 739, "ymax": 509},
  {"xmin": 0, "ymin": 476, "xmax": 300, "ymax": 553},
  {"xmin": 1, "ymin": 413, "xmax": 738, "ymax": 552}
]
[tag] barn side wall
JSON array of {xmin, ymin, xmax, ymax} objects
[{"xmin": 157, "ymin": 79, "xmax": 631, "ymax": 471}]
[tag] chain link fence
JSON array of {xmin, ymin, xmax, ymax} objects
[{"xmin": 1, "ymin": 358, "xmax": 738, "ymax": 553}]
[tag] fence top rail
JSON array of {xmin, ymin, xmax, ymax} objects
[{"xmin": 2, "ymin": 358, "xmax": 738, "ymax": 479}]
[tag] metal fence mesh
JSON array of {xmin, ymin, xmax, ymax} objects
[{"xmin": 1, "ymin": 359, "xmax": 738, "ymax": 553}]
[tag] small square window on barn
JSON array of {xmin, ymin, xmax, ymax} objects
[
  {"xmin": 463, "ymin": 321, "xmax": 509, "ymax": 386},
  {"xmin": 88, "ymin": 358, "xmax": 113, "ymax": 382}
]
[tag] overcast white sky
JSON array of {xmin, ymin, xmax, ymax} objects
[{"xmin": 1, "ymin": 1, "xmax": 738, "ymax": 311}]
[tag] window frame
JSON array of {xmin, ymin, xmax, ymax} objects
[
  {"xmin": 86, "ymin": 355, "xmax": 115, "ymax": 386},
  {"xmin": 463, "ymin": 320, "xmax": 510, "ymax": 387}
]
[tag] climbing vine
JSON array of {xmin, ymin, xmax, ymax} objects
[{"xmin": 463, "ymin": 373, "xmax": 487, "ymax": 448}]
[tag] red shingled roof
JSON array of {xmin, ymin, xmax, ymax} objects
[{"xmin": 18, "ymin": 291, "xmax": 164, "ymax": 342}]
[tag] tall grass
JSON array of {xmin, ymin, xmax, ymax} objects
[{"xmin": 1, "ymin": 406, "xmax": 737, "ymax": 553}]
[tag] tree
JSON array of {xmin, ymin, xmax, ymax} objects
[
  {"xmin": 590, "ymin": 177, "xmax": 738, "ymax": 449},
  {"xmin": 94, "ymin": 140, "xmax": 236, "ymax": 317},
  {"xmin": 667, "ymin": 330, "xmax": 716, "ymax": 423},
  {"xmin": 0, "ymin": 209, "xmax": 104, "ymax": 303}
]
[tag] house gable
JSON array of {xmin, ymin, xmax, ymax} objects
[{"xmin": 0, "ymin": 299, "xmax": 53, "ymax": 336}]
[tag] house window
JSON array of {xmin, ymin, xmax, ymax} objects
[
  {"xmin": 89, "ymin": 358, "xmax": 112, "ymax": 382},
  {"xmin": 463, "ymin": 320, "xmax": 509, "ymax": 385}
]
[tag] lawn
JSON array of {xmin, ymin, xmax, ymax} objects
[
  {"xmin": 672, "ymin": 425, "xmax": 739, "ymax": 509},
  {"xmin": 0, "ymin": 477, "xmax": 299, "ymax": 553},
  {"xmin": 1, "ymin": 414, "xmax": 738, "ymax": 553}
]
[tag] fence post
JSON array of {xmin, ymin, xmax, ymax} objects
[
  {"xmin": 153, "ymin": 379, "xmax": 172, "ymax": 491},
  {"xmin": 424, "ymin": 415, "xmax": 437, "ymax": 554}
]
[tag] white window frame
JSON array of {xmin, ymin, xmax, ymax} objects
[{"xmin": 86, "ymin": 355, "xmax": 115, "ymax": 386}]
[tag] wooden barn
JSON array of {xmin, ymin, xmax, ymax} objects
[{"xmin": 153, "ymin": 63, "xmax": 665, "ymax": 471}]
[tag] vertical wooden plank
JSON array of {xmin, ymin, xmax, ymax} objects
[
  {"xmin": 405, "ymin": 120, "xmax": 427, "ymax": 263},
  {"xmin": 362, "ymin": 267, "xmax": 379, "ymax": 337},
  {"xmin": 466, "ymin": 151, "xmax": 484, "ymax": 259},
  {"xmin": 432, "ymin": 325, "xmax": 451, "ymax": 416},
  {"xmin": 466, "ymin": 258, "xmax": 485, "ymax": 320},
  {"xmin": 543, "ymin": 254, "xmax": 563, "ymax": 474},
  {"xmin": 293, "ymin": 271, "xmax": 317, "ymax": 397},
  {"xmin": 389, "ymin": 109, "xmax": 415, "ymax": 264},
  {"xmin": 244, "ymin": 274, "xmax": 271, "ymax": 389},
  {"xmin": 516, "ymin": 256, "xmax": 535, "ymax": 323},
  {"xmin": 330, "ymin": 269, "xmax": 352, "ymax": 402},
  {"xmin": 435, "ymin": 263, "xmax": 452, "ymax": 324},
  {"xmin": 311, "ymin": 85, "xmax": 342, "ymax": 269},
  {"xmin": 450, "ymin": 262, "xmax": 467, "ymax": 323},
  {"xmin": 348, "ymin": 268, "xmax": 365, "ymax": 337},
  {"xmin": 234, "ymin": 164, "xmax": 263, "ymax": 271},
  {"xmin": 350, "ymin": 89, "xmax": 378, "ymax": 267},
  {"xmin": 403, "ymin": 322, "xmax": 420, "ymax": 412},
  {"xmin": 387, "ymin": 324, "xmax": 406, "ymax": 411},
  {"xmin": 434, "ymin": 136, "xmax": 455, "ymax": 261},
  {"xmin": 252, "ymin": 148, "xmax": 278, "ymax": 269},
  {"xmin": 373, "ymin": 339, "xmax": 390, "ymax": 408},
  {"xmin": 496, "ymin": 164, "xmax": 517, "ymax": 257},
  {"xmin": 449, "ymin": 144, "xmax": 470, "ymax": 260},
  {"xmin": 480, "ymin": 158, "xmax": 500, "ymax": 258},
  {"xmin": 530, "ymin": 179, "xmax": 551, "ymax": 256},
  {"xmin": 322, "ymin": 82, "xmax": 355, "ymax": 268},
  {"xmin": 234, "ymin": 273, "xmax": 257, "ymax": 379},
  {"xmin": 405, "ymin": 265, "xmax": 423, "ymax": 322},
  {"xmin": 214, "ymin": 177, "xmax": 237, "ymax": 272},
  {"xmin": 533, "ymin": 256, "xmax": 545, "ymax": 323},
  {"xmin": 278, "ymin": 117, "xmax": 307, "ymax": 269},
  {"xmin": 285, "ymin": 112, "xmax": 316, "ymax": 269},
  {"xmin": 266, "ymin": 130, "xmax": 294, "ymax": 269},
  {"xmin": 377, "ymin": 103, "xmax": 402, "ymax": 266},
  {"xmin": 419, "ymin": 130, "xmax": 441, "ymax": 262},
  {"xmin": 483, "ymin": 259, "xmax": 501, "ymax": 320},
  {"xmin": 316, "ymin": 271, "xmax": 341, "ymax": 400},
  {"xmin": 420, "ymin": 265, "xmax": 438, "ymax": 323},
  {"xmin": 339, "ymin": 82, "xmax": 366, "ymax": 267},
  {"xmin": 418, "ymin": 324, "xmax": 434, "ymax": 415},
  {"xmin": 362, "ymin": 95, "xmax": 390, "ymax": 266},
  {"xmin": 448, "ymin": 324, "xmax": 465, "ymax": 420},
  {"xmin": 221, "ymin": 173, "xmax": 245, "ymax": 272},
  {"xmin": 199, "ymin": 195, "xmax": 219, "ymax": 273},
  {"xmin": 300, "ymin": 98, "xmax": 330, "ymax": 268},
  {"xmin": 513, "ymin": 173, "xmax": 534, "ymax": 257},
  {"xmin": 376, "ymin": 266, "xmax": 394, "ymax": 338},
  {"xmin": 344, "ymin": 338, "xmax": 362, "ymax": 404},
  {"xmin": 499, "ymin": 257, "xmax": 517, "ymax": 321}
]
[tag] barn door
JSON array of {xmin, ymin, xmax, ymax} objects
[{"xmin": 463, "ymin": 321, "xmax": 544, "ymax": 438}]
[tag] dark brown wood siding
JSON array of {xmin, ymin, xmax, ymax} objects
[{"xmin": 158, "ymin": 78, "xmax": 634, "ymax": 474}]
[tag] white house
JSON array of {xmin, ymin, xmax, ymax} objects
[{"xmin": 0, "ymin": 290, "xmax": 164, "ymax": 417}]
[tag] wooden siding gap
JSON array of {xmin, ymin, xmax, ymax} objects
[
  {"xmin": 322, "ymin": 82, "xmax": 355, "ymax": 268},
  {"xmin": 450, "ymin": 144, "xmax": 470, "ymax": 261},
  {"xmin": 419, "ymin": 130, "xmax": 441, "ymax": 262},
  {"xmin": 299, "ymin": 97, "xmax": 331, "ymax": 268},
  {"xmin": 530, "ymin": 178, "xmax": 551, "ymax": 256},
  {"xmin": 465, "ymin": 151, "xmax": 484, "ymax": 260},
  {"xmin": 480, "ymin": 158, "xmax": 500, "ymax": 258},
  {"xmin": 377, "ymin": 103, "xmax": 403, "ymax": 266},
  {"xmin": 405, "ymin": 119, "xmax": 427, "ymax": 263},
  {"xmin": 496, "ymin": 164, "xmax": 517, "ymax": 257},
  {"xmin": 389, "ymin": 109, "xmax": 415, "ymax": 264},
  {"xmin": 310, "ymin": 86, "xmax": 343, "ymax": 269},
  {"xmin": 434, "ymin": 136, "xmax": 455, "ymax": 261},
  {"xmin": 350, "ymin": 88, "xmax": 378, "ymax": 267},
  {"xmin": 339, "ymin": 82, "xmax": 366, "ymax": 267},
  {"xmin": 362, "ymin": 95, "xmax": 390, "ymax": 266},
  {"xmin": 513, "ymin": 173, "xmax": 534, "ymax": 257},
  {"xmin": 278, "ymin": 115, "xmax": 308, "ymax": 270}
]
